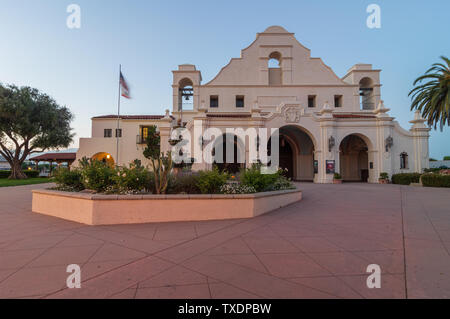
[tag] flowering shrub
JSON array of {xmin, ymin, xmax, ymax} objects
[
  {"xmin": 220, "ymin": 183, "xmax": 257, "ymax": 194},
  {"xmin": 196, "ymin": 168, "xmax": 229, "ymax": 194},
  {"xmin": 79, "ymin": 159, "xmax": 116, "ymax": 192},
  {"xmin": 108, "ymin": 161, "xmax": 152, "ymax": 194},
  {"xmin": 53, "ymin": 168, "xmax": 84, "ymax": 192},
  {"xmin": 270, "ymin": 175, "xmax": 296, "ymax": 191},
  {"xmin": 53, "ymin": 159, "xmax": 295, "ymax": 194}
]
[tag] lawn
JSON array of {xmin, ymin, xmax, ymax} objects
[{"xmin": 0, "ymin": 178, "xmax": 53, "ymax": 188}]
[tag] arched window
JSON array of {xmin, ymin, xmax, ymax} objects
[
  {"xmin": 178, "ymin": 78, "xmax": 194, "ymax": 111},
  {"xmin": 268, "ymin": 52, "xmax": 282, "ymax": 85},
  {"xmin": 400, "ymin": 152, "xmax": 409, "ymax": 169},
  {"xmin": 359, "ymin": 77, "xmax": 375, "ymax": 110}
]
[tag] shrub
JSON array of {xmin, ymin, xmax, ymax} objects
[
  {"xmin": 379, "ymin": 172, "xmax": 389, "ymax": 180},
  {"xmin": 109, "ymin": 162, "xmax": 152, "ymax": 194},
  {"xmin": 220, "ymin": 183, "xmax": 257, "ymax": 194},
  {"xmin": 167, "ymin": 173, "xmax": 200, "ymax": 194},
  {"xmin": 80, "ymin": 159, "xmax": 116, "ymax": 192},
  {"xmin": 0, "ymin": 170, "xmax": 40, "ymax": 179},
  {"xmin": 421, "ymin": 173, "xmax": 450, "ymax": 188},
  {"xmin": 391, "ymin": 173, "xmax": 422, "ymax": 185},
  {"xmin": 196, "ymin": 168, "xmax": 229, "ymax": 194},
  {"xmin": 334, "ymin": 173, "xmax": 342, "ymax": 180},
  {"xmin": 240, "ymin": 165, "xmax": 278, "ymax": 192},
  {"xmin": 270, "ymin": 175, "xmax": 296, "ymax": 191},
  {"xmin": 53, "ymin": 168, "xmax": 84, "ymax": 192}
]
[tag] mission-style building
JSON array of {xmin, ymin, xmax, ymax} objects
[{"xmin": 75, "ymin": 26, "xmax": 430, "ymax": 183}]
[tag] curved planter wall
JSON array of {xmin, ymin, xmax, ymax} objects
[{"xmin": 32, "ymin": 189, "xmax": 302, "ymax": 226}]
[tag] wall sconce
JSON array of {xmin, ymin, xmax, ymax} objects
[
  {"xmin": 328, "ymin": 136, "xmax": 335, "ymax": 152},
  {"xmin": 385, "ymin": 136, "xmax": 394, "ymax": 152}
]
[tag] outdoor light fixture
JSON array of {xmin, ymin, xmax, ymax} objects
[
  {"xmin": 328, "ymin": 136, "xmax": 335, "ymax": 152},
  {"xmin": 385, "ymin": 136, "xmax": 394, "ymax": 152}
]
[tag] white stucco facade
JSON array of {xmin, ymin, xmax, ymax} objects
[{"xmin": 76, "ymin": 26, "xmax": 430, "ymax": 183}]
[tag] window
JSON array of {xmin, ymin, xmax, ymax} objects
[
  {"xmin": 268, "ymin": 52, "xmax": 282, "ymax": 86},
  {"xmin": 334, "ymin": 95, "xmax": 343, "ymax": 108},
  {"xmin": 400, "ymin": 152, "xmax": 409, "ymax": 169},
  {"xmin": 104, "ymin": 129, "xmax": 112, "ymax": 138},
  {"xmin": 115, "ymin": 129, "xmax": 122, "ymax": 138},
  {"xmin": 141, "ymin": 126, "xmax": 150, "ymax": 140},
  {"xmin": 308, "ymin": 95, "xmax": 316, "ymax": 108},
  {"xmin": 236, "ymin": 96, "xmax": 245, "ymax": 108},
  {"xmin": 210, "ymin": 96, "xmax": 219, "ymax": 108},
  {"xmin": 359, "ymin": 77, "xmax": 375, "ymax": 110}
]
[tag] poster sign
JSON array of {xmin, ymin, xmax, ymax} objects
[
  {"xmin": 314, "ymin": 160, "xmax": 318, "ymax": 174},
  {"xmin": 326, "ymin": 160, "xmax": 335, "ymax": 174}
]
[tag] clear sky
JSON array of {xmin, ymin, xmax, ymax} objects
[{"xmin": 1, "ymin": 0, "xmax": 449, "ymax": 159}]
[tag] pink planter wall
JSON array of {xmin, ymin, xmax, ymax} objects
[{"xmin": 32, "ymin": 189, "xmax": 302, "ymax": 226}]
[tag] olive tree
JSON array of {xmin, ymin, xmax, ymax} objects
[{"xmin": 0, "ymin": 84, "xmax": 74, "ymax": 179}]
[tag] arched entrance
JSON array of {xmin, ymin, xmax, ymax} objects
[
  {"xmin": 268, "ymin": 126, "xmax": 316, "ymax": 181},
  {"xmin": 213, "ymin": 134, "xmax": 245, "ymax": 174},
  {"xmin": 92, "ymin": 152, "xmax": 115, "ymax": 167},
  {"xmin": 339, "ymin": 135, "xmax": 369, "ymax": 182}
]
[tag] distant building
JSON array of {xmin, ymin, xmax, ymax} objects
[
  {"xmin": 430, "ymin": 161, "xmax": 450, "ymax": 169},
  {"xmin": 0, "ymin": 155, "xmax": 10, "ymax": 170}
]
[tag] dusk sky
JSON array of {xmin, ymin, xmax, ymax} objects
[{"xmin": 1, "ymin": 0, "xmax": 449, "ymax": 159}]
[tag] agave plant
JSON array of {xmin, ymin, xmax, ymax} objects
[{"xmin": 409, "ymin": 56, "xmax": 450, "ymax": 130}]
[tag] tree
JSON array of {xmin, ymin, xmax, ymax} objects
[
  {"xmin": 143, "ymin": 125, "xmax": 173, "ymax": 194},
  {"xmin": 409, "ymin": 56, "xmax": 450, "ymax": 130},
  {"xmin": 0, "ymin": 84, "xmax": 74, "ymax": 179}
]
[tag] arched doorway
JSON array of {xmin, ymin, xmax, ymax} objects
[
  {"xmin": 268, "ymin": 126, "xmax": 315, "ymax": 181},
  {"xmin": 213, "ymin": 134, "xmax": 245, "ymax": 174},
  {"xmin": 92, "ymin": 152, "xmax": 115, "ymax": 167},
  {"xmin": 339, "ymin": 135, "xmax": 369, "ymax": 182}
]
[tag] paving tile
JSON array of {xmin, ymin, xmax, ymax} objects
[
  {"xmin": 243, "ymin": 237, "xmax": 299, "ymax": 254},
  {"xmin": 0, "ymin": 249, "xmax": 46, "ymax": 270},
  {"xmin": 139, "ymin": 266, "xmax": 208, "ymax": 288},
  {"xmin": 257, "ymin": 253, "xmax": 331, "ymax": 278},
  {"xmin": 290, "ymin": 276, "xmax": 362, "ymax": 299},
  {"xmin": 88, "ymin": 243, "xmax": 147, "ymax": 263},
  {"xmin": 135, "ymin": 284, "xmax": 211, "ymax": 299},
  {"xmin": 213, "ymin": 254, "xmax": 268, "ymax": 274},
  {"xmin": 209, "ymin": 282, "xmax": 260, "ymax": 299},
  {"xmin": 26, "ymin": 244, "xmax": 102, "ymax": 268},
  {"xmin": 338, "ymin": 274, "xmax": 406, "ymax": 299},
  {"xmin": 306, "ymin": 252, "xmax": 370, "ymax": 276},
  {"xmin": 0, "ymin": 265, "xmax": 68, "ymax": 298}
]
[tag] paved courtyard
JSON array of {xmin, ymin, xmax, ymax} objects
[{"xmin": 0, "ymin": 182, "xmax": 450, "ymax": 299}]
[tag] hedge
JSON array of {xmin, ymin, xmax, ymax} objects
[
  {"xmin": 421, "ymin": 173, "xmax": 450, "ymax": 188},
  {"xmin": 391, "ymin": 173, "xmax": 422, "ymax": 185},
  {"xmin": 0, "ymin": 170, "xmax": 40, "ymax": 179}
]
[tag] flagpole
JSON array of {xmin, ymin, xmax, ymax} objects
[{"xmin": 116, "ymin": 64, "xmax": 121, "ymax": 167}]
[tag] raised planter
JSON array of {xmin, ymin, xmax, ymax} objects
[{"xmin": 32, "ymin": 189, "xmax": 302, "ymax": 226}]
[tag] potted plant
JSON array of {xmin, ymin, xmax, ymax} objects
[
  {"xmin": 333, "ymin": 173, "xmax": 343, "ymax": 184},
  {"xmin": 379, "ymin": 172, "xmax": 389, "ymax": 184}
]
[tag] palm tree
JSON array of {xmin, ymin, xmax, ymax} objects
[{"xmin": 409, "ymin": 56, "xmax": 450, "ymax": 130}]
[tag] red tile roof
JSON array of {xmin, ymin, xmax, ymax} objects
[
  {"xmin": 93, "ymin": 115, "xmax": 171, "ymax": 120},
  {"xmin": 30, "ymin": 153, "xmax": 77, "ymax": 161},
  {"xmin": 206, "ymin": 114, "xmax": 252, "ymax": 118}
]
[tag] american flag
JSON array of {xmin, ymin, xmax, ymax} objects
[{"xmin": 120, "ymin": 71, "xmax": 131, "ymax": 99}]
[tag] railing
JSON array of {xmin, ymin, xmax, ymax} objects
[{"xmin": 136, "ymin": 135, "xmax": 146, "ymax": 145}]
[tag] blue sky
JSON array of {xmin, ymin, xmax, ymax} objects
[{"xmin": 0, "ymin": 0, "xmax": 449, "ymax": 159}]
